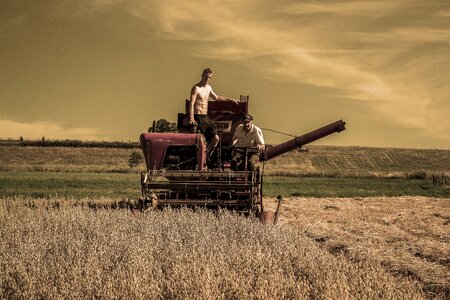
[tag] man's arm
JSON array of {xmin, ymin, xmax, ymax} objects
[
  {"xmin": 189, "ymin": 86, "xmax": 198, "ymax": 125},
  {"xmin": 210, "ymin": 89, "xmax": 239, "ymax": 104},
  {"xmin": 231, "ymin": 125, "xmax": 241, "ymax": 147},
  {"xmin": 256, "ymin": 127, "xmax": 265, "ymax": 150}
]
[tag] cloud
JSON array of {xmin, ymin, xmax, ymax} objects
[
  {"xmin": 277, "ymin": 1, "xmax": 401, "ymax": 16},
  {"xmin": 1, "ymin": 0, "xmax": 448, "ymax": 146},
  {"xmin": 0, "ymin": 119, "xmax": 104, "ymax": 141},
  {"xmin": 122, "ymin": 0, "xmax": 449, "ymax": 142}
]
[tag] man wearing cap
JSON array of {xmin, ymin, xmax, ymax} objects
[
  {"xmin": 231, "ymin": 114, "xmax": 265, "ymax": 171},
  {"xmin": 189, "ymin": 68, "xmax": 239, "ymax": 155}
]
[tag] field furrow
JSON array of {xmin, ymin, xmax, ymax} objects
[{"xmin": 265, "ymin": 196, "xmax": 450, "ymax": 299}]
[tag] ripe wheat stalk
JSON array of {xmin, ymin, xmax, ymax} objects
[{"xmin": 0, "ymin": 198, "xmax": 426, "ymax": 299}]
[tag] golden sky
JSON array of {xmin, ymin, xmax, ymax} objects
[{"xmin": 0, "ymin": 0, "xmax": 449, "ymax": 149}]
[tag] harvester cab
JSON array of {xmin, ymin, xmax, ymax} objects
[{"xmin": 139, "ymin": 96, "xmax": 346, "ymax": 220}]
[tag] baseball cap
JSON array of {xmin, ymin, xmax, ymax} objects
[{"xmin": 243, "ymin": 114, "xmax": 253, "ymax": 122}]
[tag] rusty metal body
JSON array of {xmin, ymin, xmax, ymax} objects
[
  {"xmin": 263, "ymin": 120, "xmax": 346, "ymax": 161},
  {"xmin": 139, "ymin": 97, "xmax": 346, "ymax": 217},
  {"xmin": 140, "ymin": 169, "xmax": 262, "ymax": 214}
]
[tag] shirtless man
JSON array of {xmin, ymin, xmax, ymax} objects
[{"xmin": 189, "ymin": 68, "xmax": 239, "ymax": 152}]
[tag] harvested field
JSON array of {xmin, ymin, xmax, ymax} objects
[
  {"xmin": 265, "ymin": 196, "xmax": 450, "ymax": 299},
  {"xmin": 1, "ymin": 197, "xmax": 448, "ymax": 299},
  {"xmin": 264, "ymin": 146, "xmax": 450, "ymax": 177},
  {"xmin": 1, "ymin": 145, "xmax": 448, "ymax": 177},
  {"xmin": 0, "ymin": 146, "xmax": 142, "ymax": 173}
]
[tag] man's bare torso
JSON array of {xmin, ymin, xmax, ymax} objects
[{"xmin": 192, "ymin": 84, "xmax": 212, "ymax": 115}]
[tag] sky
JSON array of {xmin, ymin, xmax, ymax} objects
[{"xmin": 0, "ymin": 0, "xmax": 449, "ymax": 149}]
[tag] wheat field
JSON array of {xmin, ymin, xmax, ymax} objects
[{"xmin": 2, "ymin": 197, "xmax": 447, "ymax": 299}]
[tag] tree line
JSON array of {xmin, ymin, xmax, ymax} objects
[{"xmin": 0, "ymin": 119, "xmax": 176, "ymax": 148}]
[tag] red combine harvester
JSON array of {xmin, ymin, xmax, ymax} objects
[{"xmin": 139, "ymin": 97, "xmax": 346, "ymax": 219}]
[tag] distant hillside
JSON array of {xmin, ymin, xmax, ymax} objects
[
  {"xmin": 0, "ymin": 138, "xmax": 139, "ymax": 148},
  {"xmin": 0, "ymin": 146, "xmax": 140, "ymax": 173},
  {"xmin": 0, "ymin": 144, "xmax": 448, "ymax": 177},
  {"xmin": 264, "ymin": 145, "xmax": 449, "ymax": 177}
]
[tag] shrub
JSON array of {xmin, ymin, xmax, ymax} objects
[
  {"xmin": 149, "ymin": 119, "xmax": 177, "ymax": 132},
  {"xmin": 128, "ymin": 151, "xmax": 143, "ymax": 168},
  {"xmin": 406, "ymin": 171, "xmax": 427, "ymax": 180}
]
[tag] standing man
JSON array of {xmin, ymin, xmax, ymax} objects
[
  {"xmin": 189, "ymin": 68, "xmax": 239, "ymax": 154},
  {"xmin": 231, "ymin": 114, "xmax": 265, "ymax": 171}
]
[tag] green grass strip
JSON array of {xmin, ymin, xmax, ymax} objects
[{"xmin": 0, "ymin": 172, "xmax": 448, "ymax": 199}]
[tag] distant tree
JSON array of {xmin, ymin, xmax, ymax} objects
[
  {"xmin": 19, "ymin": 136, "xmax": 23, "ymax": 142},
  {"xmin": 128, "ymin": 151, "xmax": 143, "ymax": 168},
  {"xmin": 42, "ymin": 136, "xmax": 45, "ymax": 142},
  {"xmin": 148, "ymin": 119, "xmax": 177, "ymax": 133}
]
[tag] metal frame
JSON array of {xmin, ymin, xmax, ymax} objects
[{"xmin": 141, "ymin": 169, "xmax": 263, "ymax": 214}]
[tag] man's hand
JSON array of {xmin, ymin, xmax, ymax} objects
[
  {"xmin": 230, "ymin": 99, "xmax": 239, "ymax": 105},
  {"xmin": 189, "ymin": 119, "xmax": 198, "ymax": 126}
]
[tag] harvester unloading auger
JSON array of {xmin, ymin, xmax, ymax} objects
[{"xmin": 139, "ymin": 97, "xmax": 346, "ymax": 222}]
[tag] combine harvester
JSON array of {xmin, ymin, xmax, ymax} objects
[{"xmin": 139, "ymin": 97, "xmax": 346, "ymax": 223}]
